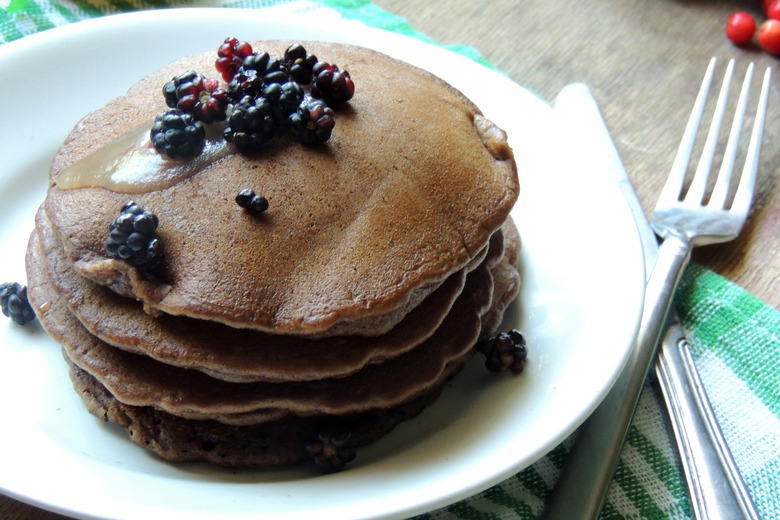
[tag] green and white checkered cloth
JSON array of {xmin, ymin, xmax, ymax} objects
[{"xmin": 2, "ymin": 1, "xmax": 778, "ymax": 519}]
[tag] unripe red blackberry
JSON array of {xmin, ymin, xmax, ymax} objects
[
  {"xmin": 311, "ymin": 61, "xmax": 355, "ymax": 105},
  {"xmin": 215, "ymin": 37, "xmax": 254, "ymax": 82}
]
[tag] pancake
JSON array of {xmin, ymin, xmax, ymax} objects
[
  {"xmin": 37, "ymin": 206, "xmax": 497, "ymax": 383},
  {"xmin": 27, "ymin": 230, "xmax": 502, "ymax": 422},
  {"xmin": 66, "ymin": 359, "xmax": 443, "ymax": 467},
  {"xmin": 44, "ymin": 40, "xmax": 518, "ymax": 336},
  {"xmin": 25, "ymin": 39, "xmax": 524, "ymax": 468}
]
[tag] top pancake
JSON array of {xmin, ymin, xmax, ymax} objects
[{"xmin": 44, "ymin": 41, "xmax": 518, "ymax": 335}]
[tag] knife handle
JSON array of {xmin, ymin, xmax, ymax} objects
[
  {"xmin": 655, "ymin": 322, "xmax": 760, "ymax": 520},
  {"xmin": 541, "ymin": 236, "xmax": 692, "ymax": 519}
]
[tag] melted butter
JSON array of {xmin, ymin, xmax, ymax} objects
[{"xmin": 56, "ymin": 122, "xmax": 234, "ymax": 193}]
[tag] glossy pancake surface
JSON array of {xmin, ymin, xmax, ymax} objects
[{"xmin": 44, "ymin": 41, "xmax": 518, "ymax": 336}]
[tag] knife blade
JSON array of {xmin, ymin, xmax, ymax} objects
[{"xmin": 540, "ymin": 83, "xmax": 757, "ymax": 520}]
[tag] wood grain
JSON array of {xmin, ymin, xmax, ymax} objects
[
  {"xmin": 4, "ymin": 0, "xmax": 778, "ymax": 517},
  {"xmin": 375, "ymin": 0, "xmax": 780, "ymax": 310}
]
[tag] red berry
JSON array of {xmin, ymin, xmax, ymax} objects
[
  {"xmin": 759, "ymin": 19, "xmax": 780, "ymax": 54},
  {"xmin": 725, "ymin": 11, "xmax": 757, "ymax": 45},
  {"xmin": 767, "ymin": 0, "xmax": 780, "ymax": 20}
]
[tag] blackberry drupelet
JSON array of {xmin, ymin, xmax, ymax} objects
[
  {"xmin": 289, "ymin": 98, "xmax": 336, "ymax": 144},
  {"xmin": 311, "ymin": 61, "xmax": 355, "ymax": 105},
  {"xmin": 150, "ymin": 109, "xmax": 206, "ymax": 159},
  {"xmin": 235, "ymin": 188, "xmax": 269, "ymax": 215},
  {"xmin": 478, "ymin": 329, "xmax": 528, "ymax": 374},
  {"xmin": 0, "ymin": 282, "xmax": 35, "ymax": 325},
  {"xmin": 284, "ymin": 43, "xmax": 318, "ymax": 84},
  {"xmin": 305, "ymin": 432, "xmax": 356, "ymax": 473},
  {"xmin": 106, "ymin": 202, "xmax": 164, "ymax": 278},
  {"xmin": 162, "ymin": 70, "xmax": 228, "ymax": 123},
  {"xmin": 215, "ymin": 37, "xmax": 254, "ymax": 82},
  {"xmin": 223, "ymin": 95, "xmax": 277, "ymax": 150}
]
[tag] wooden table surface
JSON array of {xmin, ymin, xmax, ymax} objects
[{"xmin": 3, "ymin": 0, "xmax": 777, "ymax": 518}]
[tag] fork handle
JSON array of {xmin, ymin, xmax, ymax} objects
[{"xmin": 655, "ymin": 321, "xmax": 760, "ymax": 520}]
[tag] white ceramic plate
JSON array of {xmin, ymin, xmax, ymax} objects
[{"xmin": 0, "ymin": 9, "xmax": 645, "ymax": 520}]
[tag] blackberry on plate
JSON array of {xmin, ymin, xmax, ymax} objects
[
  {"xmin": 305, "ymin": 432, "xmax": 356, "ymax": 473},
  {"xmin": 215, "ymin": 37, "xmax": 254, "ymax": 82},
  {"xmin": 106, "ymin": 202, "xmax": 164, "ymax": 277},
  {"xmin": 162, "ymin": 70, "xmax": 228, "ymax": 123},
  {"xmin": 284, "ymin": 43, "xmax": 318, "ymax": 84},
  {"xmin": 311, "ymin": 61, "xmax": 355, "ymax": 105},
  {"xmin": 150, "ymin": 109, "xmax": 206, "ymax": 159},
  {"xmin": 289, "ymin": 98, "xmax": 336, "ymax": 144},
  {"xmin": 223, "ymin": 95, "xmax": 277, "ymax": 150},
  {"xmin": 0, "ymin": 282, "xmax": 35, "ymax": 325},
  {"xmin": 235, "ymin": 188, "xmax": 269, "ymax": 215},
  {"xmin": 478, "ymin": 329, "xmax": 528, "ymax": 374}
]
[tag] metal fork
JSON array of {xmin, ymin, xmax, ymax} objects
[
  {"xmin": 645, "ymin": 58, "xmax": 771, "ymax": 518},
  {"xmin": 541, "ymin": 59, "xmax": 771, "ymax": 520}
]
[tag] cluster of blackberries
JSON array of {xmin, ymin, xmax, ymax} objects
[
  {"xmin": 305, "ymin": 432, "xmax": 357, "ymax": 473},
  {"xmin": 0, "ymin": 282, "xmax": 35, "ymax": 326},
  {"xmin": 478, "ymin": 329, "xmax": 528, "ymax": 375},
  {"xmin": 150, "ymin": 39, "xmax": 354, "ymax": 158},
  {"xmin": 105, "ymin": 202, "xmax": 164, "ymax": 278}
]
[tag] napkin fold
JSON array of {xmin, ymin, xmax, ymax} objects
[{"xmin": 2, "ymin": 1, "xmax": 778, "ymax": 519}]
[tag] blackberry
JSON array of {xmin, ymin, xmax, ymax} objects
[
  {"xmin": 162, "ymin": 70, "xmax": 228, "ymax": 123},
  {"xmin": 478, "ymin": 329, "xmax": 528, "ymax": 374},
  {"xmin": 0, "ymin": 282, "xmax": 35, "ymax": 326},
  {"xmin": 226, "ymin": 53, "xmax": 288, "ymax": 103},
  {"xmin": 241, "ymin": 51, "xmax": 288, "ymax": 85},
  {"xmin": 289, "ymin": 98, "xmax": 336, "ymax": 144},
  {"xmin": 262, "ymin": 81, "xmax": 304, "ymax": 125},
  {"xmin": 223, "ymin": 95, "xmax": 277, "ymax": 151},
  {"xmin": 215, "ymin": 37, "xmax": 254, "ymax": 82},
  {"xmin": 150, "ymin": 109, "xmax": 206, "ymax": 159},
  {"xmin": 235, "ymin": 188, "xmax": 269, "ymax": 214},
  {"xmin": 311, "ymin": 61, "xmax": 355, "ymax": 105},
  {"xmin": 106, "ymin": 202, "xmax": 164, "ymax": 277},
  {"xmin": 283, "ymin": 43, "xmax": 318, "ymax": 84},
  {"xmin": 305, "ymin": 432, "xmax": 356, "ymax": 473},
  {"xmin": 225, "ymin": 68, "xmax": 265, "ymax": 103}
]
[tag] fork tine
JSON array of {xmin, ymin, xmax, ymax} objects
[
  {"xmin": 731, "ymin": 65, "xmax": 772, "ymax": 216},
  {"xmin": 657, "ymin": 58, "xmax": 717, "ymax": 206},
  {"xmin": 686, "ymin": 59, "xmax": 735, "ymax": 206},
  {"xmin": 708, "ymin": 63, "xmax": 754, "ymax": 208}
]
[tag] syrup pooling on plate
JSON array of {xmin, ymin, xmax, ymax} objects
[{"xmin": 56, "ymin": 123, "xmax": 233, "ymax": 193}]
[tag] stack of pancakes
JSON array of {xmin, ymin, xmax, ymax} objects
[{"xmin": 25, "ymin": 42, "xmax": 521, "ymax": 468}]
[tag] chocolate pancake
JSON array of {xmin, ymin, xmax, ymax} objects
[
  {"xmin": 44, "ymin": 41, "xmax": 518, "ymax": 336},
  {"xmin": 37, "ymin": 206, "xmax": 500, "ymax": 383},
  {"xmin": 66, "ymin": 359, "xmax": 442, "ymax": 467},
  {"xmin": 27, "ymin": 231, "xmax": 502, "ymax": 423}
]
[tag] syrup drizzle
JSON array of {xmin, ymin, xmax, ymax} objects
[{"xmin": 56, "ymin": 123, "xmax": 234, "ymax": 194}]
